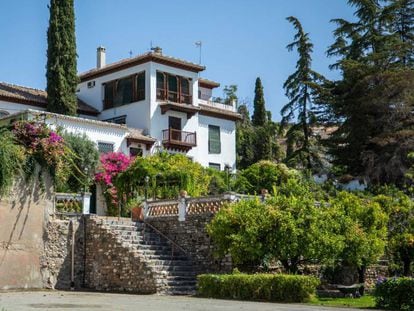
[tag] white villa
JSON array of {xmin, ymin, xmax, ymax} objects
[{"xmin": 0, "ymin": 47, "xmax": 241, "ymax": 172}]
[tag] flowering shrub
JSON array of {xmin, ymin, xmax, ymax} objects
[
  {"xmin": 13, "ymin": 121, "xmax": 65, "ymax": 163},
  {"xmin": 95, "ymin": 152, "xmax": 133, "ymax": 215},
  {"xmin": 12, "ymin": 121, "xmax": 67, "ymax": 179},
  {"xmin": 95, "ymin": 152, "xmax": 132, "ymax": 186}
]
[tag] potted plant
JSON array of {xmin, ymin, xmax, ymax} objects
[{"xmin": 126, "ymin": 196, "xmax": 145, "ymax": 221}]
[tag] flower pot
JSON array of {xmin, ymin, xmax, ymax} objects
[{"xmin": 131, "ymin": 206, "xmax": 143, "ymax": 221}]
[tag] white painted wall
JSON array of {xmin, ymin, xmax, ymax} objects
[
  {"xmin": 198, "ymin": 115, "xmax": 236, "ymax": 171},
  {"xmin": 77, "ymin": 62, "xmax": 151, "ymax": 131},
  {"xmin": 0, "ymin": 100, "xmax": 45, "ymax": 115},
  {"xmin": 199, "ymin": 86, "xmax": 212, "ymax": 100}
]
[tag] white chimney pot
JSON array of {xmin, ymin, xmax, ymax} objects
[{"xmin": 97, "ymin": 46, "xmax": 106, "ymax": 69}]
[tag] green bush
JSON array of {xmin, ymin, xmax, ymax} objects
[
  {"xmin": 0, "ymin": 128, "xmax": 25, "ymax": 196},
  {"xmin": 197, "ymin": 273, "xmax": 319, "ymax": 302},
  {"xmin": 59, "ymin": 132, "xmax": 99, "ymax": 192},
  {"xmin": 375, "ymin": 277, "xmax": 414, "ymax": 310},
  {"xmin": 234, "ymin": 160, "xmax": 298, "ymax": 194}
]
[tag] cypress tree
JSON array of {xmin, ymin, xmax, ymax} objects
[
  {"xmin": 46, "ymin": 0, "xmax": 78, "ymax": 115},
  {"xmin": 252, "ymin": 77, "xmax": 267, "ymax": 126},
  {"xmin": 236, "ymin": 104, "xmax": 255, "ymax": 169}
]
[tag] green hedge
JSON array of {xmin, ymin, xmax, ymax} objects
[
  {"xmin": 375, "ymin": 277, "xmax": 414, "ymax": 310},
  {"xmin": 197, "ymin": 273, "xmax": 319, "ymax": 302}
]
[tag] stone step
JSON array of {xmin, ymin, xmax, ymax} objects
[
  {"xmin": 155, "ymin": 279, "xmax": 197, "ymax": 286},
  {"xmin": 164, "ymin": 275, "xmax": 197, "ymax": 282},
  {"xmin": 147, "ymin": 260, "xmax": 192, "ymax": 266},
  {"xmin": 160, "ymin": 286, "xmax": 196, "ymax": 296},
  {"xmin": 154, "ymin": 270, "xmax": 197, "ymax": 277},
  {"xmin": 140, "ymin": 254, "xmax": 188, "ymax": 261},
  {"xmin": 150, "ymin": 265, "xmax": 194, "ymax": 272},
  {"xmin": 111, "ymin": 226, "xmax": 144, "ymax": 232}
]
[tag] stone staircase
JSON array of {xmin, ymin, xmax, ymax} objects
[{"xmin": 103, "ymin": 218, "xmax": 197, "ymax": 295}]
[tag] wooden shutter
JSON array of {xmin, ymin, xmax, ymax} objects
[{"xmin": 208, "ymin": 125, "xmax": 221, "ymax": 154}]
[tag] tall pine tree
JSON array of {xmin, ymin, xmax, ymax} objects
[
  {"xmin": 321, "ymin": 0, "xmax": 414, "ymax": 185},
  {"xmin": 252, "ymin": 77, "xmax": 267, "ymax": 126},
  {"xmin": 281, "ymin": 16, "xmax": 325, "ymax": 170},
  {"xmin": 46, "ymin": 0, "xmax": 78, "ymax": 115}
]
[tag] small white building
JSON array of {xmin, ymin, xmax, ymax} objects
[{"xmin": 0, "ymin": 47, "xmax": 241, "ymax": 171}]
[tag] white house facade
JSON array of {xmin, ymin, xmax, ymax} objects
[
  {"xmin": 0, "ymin": 47, "xmax": 241, "ymax": 171},
  {"xmin": 77, "ymin": 47, "xmax": 241, "ymax": 171}
]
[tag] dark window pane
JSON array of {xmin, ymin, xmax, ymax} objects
[
  {"xmin": 209, "ymin": 163, "xmax": 221, "ymax": 171},
  {"xmin": 98, "ymin": 142, "xmax": 114, "ymax": 154},
  {"xmin": 156, "ymin": 72, "xmax": 165, "ymax": 100},
  {"xmin": 104, "ymin": 81, "xmax": 115, "ymax": 109},
  {"xmin": 181, "ymin": 78, "xmax": 189, "ymax": 95},
  {"xmin": 208, "ymin": 125, "xmax": 221, "ymax": 154},
  {"xmin": 130, "ymin": 147, "xmax": 143, "ymax": 157},
  {"xmin": 103, "ymin": 115, "xmax": 126, "ymax": 125},
  {"xmin": 168, "ymin": 75, "xmax": 178, "ymax": 92},
  {"xmin": 157, "ymin": 72, "xmax": 164, "ymax": 89},
  {"xmin": 136, "ymin": 72, "xmax": 145, "ymax": 101},
  {"xmin": 114, "ymin": 77, "xmax": 133, "ymax": 106}
]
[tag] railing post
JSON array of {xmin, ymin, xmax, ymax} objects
[
  {"xmin": 178, "ymin": 190, "xmax": 187, "ymax": 222},
  {"xmin": 143, "ymin": 201, "xmax": 149, "ymax": 220},
  {"xmin": 82, "ymin": 192, "xmax": 91, "ymax": 214}
]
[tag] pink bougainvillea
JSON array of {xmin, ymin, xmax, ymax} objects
[
  {"xmin": 95, "ymin": 152, "xmax": 132, "ymax": 213},
  {"xmin": 95, "ymin": 152, "xmax": 132, "ymax": 186},
  {"xmin": 12, "ymin": 120, "xmax": 66, "ymax": 167}
]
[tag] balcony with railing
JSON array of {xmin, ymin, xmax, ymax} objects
[
  {"xmin": 198, "ymin": 99, "xmax": 237, "ymax": 112},
  {"xmin": 157, "ymin": 88, "xmax": 200, "ymax": 119},
  {"xmin": 162, "ymin": 128, "xmax": 197, "ymax": 151},
  {"xmin": 156, "ymin": 88, "xmax": 192, "ymax": 105}
]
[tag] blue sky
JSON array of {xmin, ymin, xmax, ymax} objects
[{"xmin": 0, "ymin": 0, "xmax": 355, "ymax": 120}]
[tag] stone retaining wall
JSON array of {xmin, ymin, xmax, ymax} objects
[
  {"xmin": 83, "ymin": 216, "xmax": 157, "ymax": 293},
  {"xmin": 41, "ymin": 217, "xmax": 85, "ymax": 289}
]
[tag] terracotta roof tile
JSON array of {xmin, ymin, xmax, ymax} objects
[{"xmin": 0, "ymin": 82, "xmax": 99, "ymax": 116}]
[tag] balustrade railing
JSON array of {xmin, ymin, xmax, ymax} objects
[
  {"xmin": 162, "ymin": 128, "xmax": 196, "ymax": 146},
  {"xmin": 143, "ymin": 193, "xmax": 258, "ymax": 221},
  {"xmin": 156, "ymin": 88, "xmax": 192, "ymax": 105}
]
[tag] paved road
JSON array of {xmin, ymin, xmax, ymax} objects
[{"xmin": 0, "ymin": 291, "xmax": 369, "ymax": 311}]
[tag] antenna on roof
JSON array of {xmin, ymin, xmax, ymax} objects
[
  {"xmin": 195, "ymin": 41, "xmax": 202, "ymax": 65},
  {"xmin": 129, "ymin": 50, "xmax": 133, "ymax": 58}
]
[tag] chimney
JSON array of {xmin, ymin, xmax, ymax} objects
[
  {"xmin": 97, "ymin": 46, "xmax": 106, "ymax": 69},
  {"xmin": 152, "ymin": 46, "xmax": 162, "ymax": 55}
]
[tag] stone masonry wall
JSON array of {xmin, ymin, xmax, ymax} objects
[
  {"xmin": 84, "ymin": 216, "xmax": 157, "ymax": 293},
  {"xmin": 147, "ymin": 213, "xmax": 232, "ymax": 274},
  {"xmin": 40, "ymin": 217, "xmax": 85, "ymax": 289}
]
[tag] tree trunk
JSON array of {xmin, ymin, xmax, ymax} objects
[
  {"xmin": 403, "ymin": 257, "xmax": 411, "ymax": 276},
  {"xmin": 357, "ymin": 265, "xmax": 366, "ymax": 296},
  {"xmin": 302, "ymin": 85, "xmax": 312, "ymax": 170}
]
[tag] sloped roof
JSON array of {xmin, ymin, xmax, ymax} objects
[
  {"xmin": 79, "ymin": 51, "xmax": 206, "ymax": 82},
  {"xmin": 127, "ymin": 127, "xmax": 156, "ymax": 144},
  {"xmin": 0, "ymin": 82, "xmax": 99, "ymax": 116},
  {"xmin": 198, "ymin": 78, "xmax": 220, "ymax": 89},
  {"xmin": 199, "ymin": 104, "xmax": 242, "ymax": 121}
]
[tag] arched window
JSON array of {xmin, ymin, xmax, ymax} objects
[{"xmin": 0, "ymin": 110, "xmax": 9, "ymax": 118}]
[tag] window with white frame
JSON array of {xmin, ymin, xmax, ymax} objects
[{"xmin": 98, "ymin": 142, "xmax": 114, "ymax": 153}]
